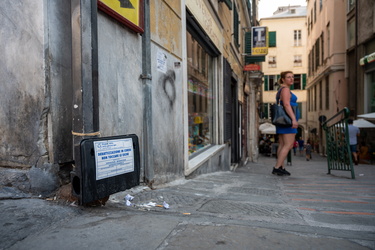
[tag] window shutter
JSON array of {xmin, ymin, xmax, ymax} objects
[
  {"xmin": 269, "ymin": 31, "xmax": 276, "ymax": 47},
  {"xmin": 244, "ymin": 32, "xmax": 265, "ymax": 63},
  {"xmin": 219, "ymin": 0, "xmax": 232, "ymax": 10},
  {"xmin": 302, "ymin": 74, "xmax": 307, "ymax": 89},
  {"xmin": 224, "ymin": 59, "xmax": 232, "ymax": 142},
  {"xmin": 234, "ymin": 4, "xmax": 239, "ymax": 46},
  {"xmin": 264, "ymin": 75, "xmax": 269, "ymax": 91}
]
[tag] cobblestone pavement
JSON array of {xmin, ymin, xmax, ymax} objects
[{"xmin": 1, "ymin": 153, "xmax": 375, "ymax": 249}]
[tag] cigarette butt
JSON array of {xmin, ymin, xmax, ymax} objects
[
  {"xmin": 182, "ymin": 213, "xmax": 191, "ymax": 215},
  {"xmin": 156, "ymin": 205, "xmax": 163, "ymax": 207}
]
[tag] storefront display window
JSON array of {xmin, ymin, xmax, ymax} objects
[{"xmin": 187, "ymin": 31, "xmax": 214, "ymax": 155}]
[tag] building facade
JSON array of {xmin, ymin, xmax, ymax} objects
[
  {"xmin": 346, "ymin": 0, "xmax": 375, "ymax": 148},
  {"xmin": 306, "ymin": 0, "xmax": 348, "ymax": 154},
  {"xmin": 347, "ymin": 0, "xmax": 375, "ymax": 115},
  {"xmin": 0, "ymin": 0, "xmax": 257, "ymax": 196},
  {"xmin": 259, "ymin": 5, "xmax": 308, "ymax": 140}
]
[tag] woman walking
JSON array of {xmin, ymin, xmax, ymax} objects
[{"xmin": 272, "ymin": 71, "xmax": 299, "ymax": 176}]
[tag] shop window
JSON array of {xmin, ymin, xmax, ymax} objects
[{"xmin": 187, "ymin": 32, "xmax": 214, "ymax": 156}]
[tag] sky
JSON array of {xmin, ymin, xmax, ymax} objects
[{"xmin": 258, "ymin": 0, "xmax": 307, "ymax": 19}]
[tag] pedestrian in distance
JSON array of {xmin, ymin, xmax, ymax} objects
[
  {"xmin": 298, "ymin": 137, "xmax": 304, "ymax": 156},
  {"xmin": 305, "ymin": 140, "xmax": 312, "ymax": 161},
  {"xmin": 348, "ymin": 118, "xmax": 360, "ymax": 165},
  {"xmin": 272, "ymin": 71, "xmax": 299, "ymax": 176},
  {"xmin": 293, "ymin": 140, "xmax": 298, "ymax": 156}
]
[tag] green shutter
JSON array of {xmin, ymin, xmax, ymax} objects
[
  {"xmin": 264, "ymin": 104, "xmax": 269, "ymax": 118},
  {"xmin": 234, "ymin": 4, "xmax": 239, "ymax": 46},
  {"xmin": 264, "ymin": 75, "xmax": 269, "ymax": 91},
  {"xmin": 245, "ymin": 32, "xmax": 265, "ymax": 63},
  {"xmin": 269, "ymin": 31, "xmax": 276, "ymax": 47},
  {"xmin": 290, "ymin": 74, "xmax": 294, "ymax": 90},
  {"xmin": 220, "ymin": 0, "xmax": 232, "ymax": 10},
  {"xmin": 245, "ymin": 32, "xmax": 251, "ymax": 54},
  {"xmin": 302, "ymin": 74, "xmax": 307, "ymax": 89}
]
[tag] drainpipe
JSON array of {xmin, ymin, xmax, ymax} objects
[
  {"xmin": 71, "ymin": 0, "xmax": 99, "ymax": 199},
  {"xmin": 354, "ymin": 0, "xmax": 358, "ymax": 116},
  {"xmin": 141, "ymin": 0, "xmax": 154, "ymax": 186}
]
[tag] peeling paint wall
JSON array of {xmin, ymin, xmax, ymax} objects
[
  {"xmin": 0, "ymin": 0, "xmax": 45, "ymax": 168},
  {"xmin": 0, "ymin": 0, "xmax": 72, "ymax": 194},
  {"xmin": 151, "ymin": 46, "xmax": 184, "ymax": 184},
  {"xmin": 97, "ymin": 13, "xmax": 143, "ymax": 138},
  {"xmin": 150, "ymin": 0, "xmax": 182, "ymax": 58},
  {"xmin": 150, "ymin": 1, "xmax": 184, "ymax": 184}
]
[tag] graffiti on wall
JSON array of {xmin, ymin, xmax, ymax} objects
[{"xmin": 159, "ymin": 70, "xmax": 176, "ymax": 110}]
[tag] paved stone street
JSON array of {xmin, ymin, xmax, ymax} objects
[{"xmin": 1, "ymin": 153, "xmax": 374, "ymax": 249}]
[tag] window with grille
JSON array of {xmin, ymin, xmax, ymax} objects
[
  {"xmin": 268, "ymin": 56, "xmax": 276, "ymax": 68},
  {"xmin": 294, "ymin": 55, "xmax": 302, "ymax": 67}
]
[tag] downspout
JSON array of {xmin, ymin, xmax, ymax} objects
[
  {"xmin": 71, "ymin": 0, "xmax": 99, "ymax": 200},
  {"xmin": 141, "ymin": 0, "xmax": 154, "ymax": 186},
  {"xmin": 354, "ymin": 0, "xmax": 358, "ymax": 116}
]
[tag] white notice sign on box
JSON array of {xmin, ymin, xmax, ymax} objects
[{"xmin": 94, "ymin": 138, "xmax": 134, "ymax": 180}]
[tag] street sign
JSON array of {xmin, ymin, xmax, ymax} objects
[
  {"xmin": 244, "ymin": 64, "xmax": 260, "ymax": 71},
  {"xmin": 98, "ymin": 0, "xmax": 144, "ymax": 33},
  {"xmin": 251, "ymin": 26, "xmax": 268, "ymax": 55}
]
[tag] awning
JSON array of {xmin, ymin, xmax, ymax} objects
[
  {"xmin": 359, "ymin": 51, "xmax": 375, "ymax": 66},
  {"xmin": 261, "ymin": 126, "xmax": 276, "ymax": 134},
  {"xmin": 259, "ymin": 122, "xmax": 276, "ymax": 134},
  {"xmin": 358, "ymin": 112, "xmax": 375, "ymax": 120},
  {"xmin": 353, "ymin": 119, "xmax": 375, "ymax": 128}
]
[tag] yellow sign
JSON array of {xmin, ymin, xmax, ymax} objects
[
  {"xmin": 252, "ymin": 26, "xmax": 268, "ymax": 55},
  {"xmin": 98, "ymin": 0, "xmax": 143, "ymax": 33}
]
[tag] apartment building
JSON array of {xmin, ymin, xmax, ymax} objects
[
  {"xmin": 306, "ymin": 0, "xmax": 347, "ymax": 154},
  {"xmin": 259, "ymin": 5, "xmax": 308, "ymax": 140}
]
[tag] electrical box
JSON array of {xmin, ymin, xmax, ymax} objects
[{"xmin": 72, "ymin": 134, "xmax": 140, "ymax": 205}]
